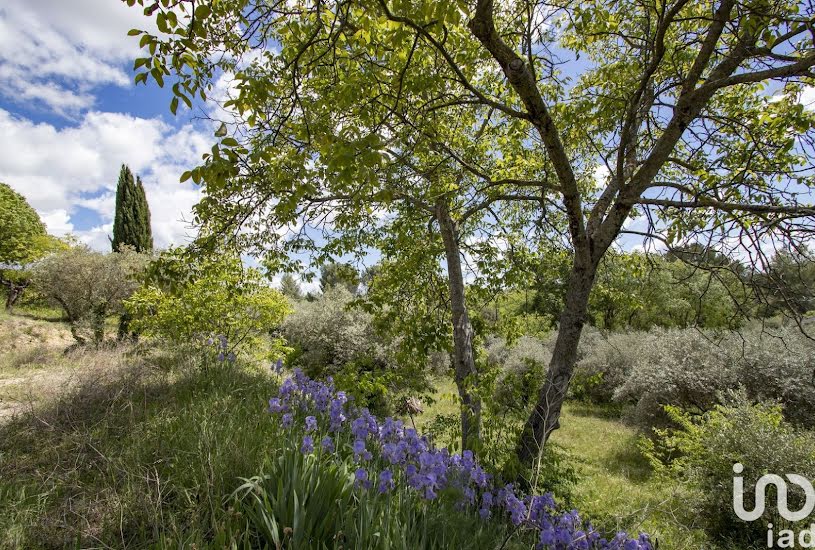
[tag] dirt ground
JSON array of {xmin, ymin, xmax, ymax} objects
[{"xmin": 0, "ymin": 312, "xmax": 77, "ymax": 421}]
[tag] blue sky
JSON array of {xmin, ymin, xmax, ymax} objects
[
  {"xmin": 0, "ymin": 0, "xmax": 214, "ymax": 251},
  {"xmin": 4, "ymin": 0, "xmax": 811, "ymax": 276}
]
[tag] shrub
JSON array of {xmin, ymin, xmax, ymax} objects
[
  {"xmin": 642, "ymin": 392, "xmax": 815, "ymax": 546},
  {"xmin": 283, "ymin": 286, "xmax": 386, "ymax": 373},
  {"xmin": 282, "ymin": 287, "xmax": 430, "ymax": 413},
  {"xmin": 735, "ymin": 327, "xmax": 815, "ymax": 427},
  {"xmin": 486, "ymin": 329, "xmax": 603, "ymax": 411},
  {"xmin": 126, "ymin": 250, "xmax": 291, "ymax": 361},
  {"xmin": 31, "ymin": 245, "xmax": 147, "ymax": 346},
  {"xmin": 570, "ymin": 332, "xmax": 645, "ymax": 404},
  {"xmin": 613, "ymin": 329, "xmax": 736, "ymax": 429},
  {"xmin": 615, "ymin": 328, "xmax": 815, "ymax": 431},
  {"xmin": 485, "ymin": 335, "xmax": 550, "ymax": 412}
]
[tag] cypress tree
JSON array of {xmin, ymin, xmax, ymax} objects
[
  {"xmin": 134, "ymin": 175, "xmax": 153, "ymax": 251},
  {"xmin": 112, "ymin": 164, "xmax": 153, "ymax": 253},
  {"xmin": 112, "ymin": 165, "xmax": 152, "ymax": 341}
]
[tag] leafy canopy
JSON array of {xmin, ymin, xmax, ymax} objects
[{"xmin": 0, "ymin": 182, "xmax": 48, "ymax": 265}]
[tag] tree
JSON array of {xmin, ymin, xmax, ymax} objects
[
  {"xmin": 31, "ymin": 246, "xmax": 147, "ymax": 346},
  {"xmin": 0, "ymin": 182, "xmax": 63, "ymax": 308},
  {"xmin": 528, "ymin": 248, "xmax": 750, "ymax": 330},
  {"xmin": 279, "ymin": 273, "xmax": 303, "ymax": 300},
  {"xmin": 0, "ymin": 182, "xmax": 46, "ymax": 264},
  {"xmin": 126, "ymin": 248, "xmax": 291, "ymax": 359},
  {"xmin": 112, "ymin": 165, "xmax": 153, "ymax": 253},
  {"xmin": 757, "ymin": 246, "xmax": 815, "ymax": 317},
  {"xmin": 131, "ymin": 0, "xmax": 815, "ymax": 467},
  {"xmin": 319, "ymin": 263, "xmax": 361, "ymax": 295}
]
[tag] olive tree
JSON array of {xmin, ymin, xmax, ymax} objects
[{"xmin": 31, "ymin": 246, "xmax": 147, "ymax": 346}]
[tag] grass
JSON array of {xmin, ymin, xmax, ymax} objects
[
  {"xmin": 0, "ymin": 311, "xmax": 714, "ymax": 549},
  {"xmin": 415, "ymin": 380, "xmax": 712, "ymax": 550},
  {"xmin": 0, "ymin": 337, "xmax": 282, "ymax": 548},
  {"xmin": 551, "ymin": 403, "xmax": 709, "ymax": 549}
]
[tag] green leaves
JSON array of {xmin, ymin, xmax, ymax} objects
[
  {"xmin": 127, "ymin": 248, "xmax": 292, "ymax": 360},
  {"xmin": 0, "ymin": 182, "xmax": 49, "ymax": 265},
  {"xmin": 194, "ymin": 4, "xmax": 212, "ymax": 21}
]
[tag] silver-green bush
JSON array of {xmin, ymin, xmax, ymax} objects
[{"xmin": 606, "ymin": 327, "xmax": 815, "ymax": 430}]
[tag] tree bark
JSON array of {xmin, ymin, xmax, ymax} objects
[
  {"xmin": 1, "ymin": 277, "xmax": 29, "ymax": 310},
  {"xmin": 92, "ymin": 305, "xmax": 107, "ymax": 348},
  {"xmin": 436, "ymin": 199, "xmax": 482, "ymax": 451},
  {"xmin": 515, "ymin": 252, "xmax": 598, "ymax": 466},
  {"xmin": 69, "ymin": 323, "xmax": 87, "ymax": 346},
  {"xmin": 117, "ymin": 312, "xmax": 137, "ymax": 342},
  {"xmin": 5, "ymin": 283, "xmax": 25, "ymax": 309}
]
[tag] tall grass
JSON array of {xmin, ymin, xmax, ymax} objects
[{"xmin": 0, "ymin": 345, "xmax": 279, "ymax": 548}]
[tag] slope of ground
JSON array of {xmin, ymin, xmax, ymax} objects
[
  {"xmin": 0, "ymin": 313, "xmax": 713, "ymax": 548},
  {"xmin": 0, "ymin": 309, "xmax": 75, "ymax": 421}
]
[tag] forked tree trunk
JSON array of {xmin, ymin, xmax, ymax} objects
[
  {"xmin": 436, "ymin": 200, "xmax": 482, "ymax": 451},
  {"xmin": 2, "ymin": 279, "xmax": 29, "ymax": 310},
  {"xmin": 515, "ymin": 254, "xmax": 598, "ymax": 466}
]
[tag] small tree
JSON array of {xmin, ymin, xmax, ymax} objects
[
  {"xmin": 319, "ymin": 263, "xmax": 360, "ymax": 295},
  {"xmin": 112, "ymin": 165, "xmax": 153, "ymax": 253},
  {"xmin": 760, "ymin": 247, "xmax": 815, "ymax": 318},
  {"xmin": 279, "ymin": 273, "xmax": 303, "ymax": 300},
  {"xmin": 126, "ymin": 249, "xmax": 292, "ymax": 360},
  {"xmin": 31, "ymin": 246, "xmax": 147, "ymax": 346},
  {"xmin": 0, "ymin": 182, "xmax": 63, "ymax": 309}
]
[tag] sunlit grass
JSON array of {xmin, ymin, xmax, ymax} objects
[
  {"xmin": 416, "ymin": 381, "xmax": 713, "ymax": 549},
  {"xmin": 552, "ymin": 403, "xmax": 710, "ymax": 549}
]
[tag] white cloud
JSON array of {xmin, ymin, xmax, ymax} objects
[
  {"xmin": 77, "ymin": 222, "xmax": 114, "ymax": 251},
  {"xmin": 40, "ymin": 209, "xmax": 74, "ymax": 236},
  {"xmin": 0, "ymin": 108, "xmax": 209, "ymax": 250},
  {"xmin": 0, "ymin": 1, "xmax": 213, "ymax": 251},
  {"xmin": 801, "ymin": 86, "xmax": 815, "ymax": 110},
  {"xmin": 0, "ymin": 0, "xmax": 156, "ymax": 115}
]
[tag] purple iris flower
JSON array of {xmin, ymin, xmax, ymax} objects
[
  {"xmin": 300, "ymin": 435, "xmax": 314, "ymax": 454},
  {"xmin": 305, "ymin": 416, "xmax": 317, "ymax": 432}
]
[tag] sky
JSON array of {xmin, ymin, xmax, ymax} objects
[
  {"xmin": 0, "ymin": 0, "xmax": 212, "ymax": 251},
  {"xmin": 3, "ymin": 0, "xmax": 812, "ymax": 271}
]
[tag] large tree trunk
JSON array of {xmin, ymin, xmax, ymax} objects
[
  {"xmin": 515, "ymin": 253, "xmax": 598, "ymax": 466},
  {"xmin": 436, "ymin": 200, "xmax": 482, "ymax": 451}
]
